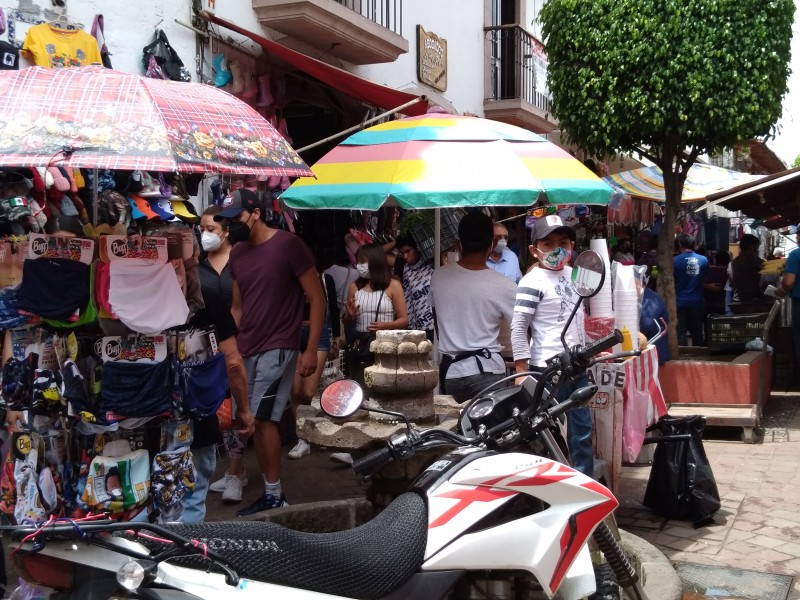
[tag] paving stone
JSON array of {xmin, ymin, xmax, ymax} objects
[
  {"xmin": 750, "ymin": 547, "xmax": 795, "ymax": 562},
  {"xmin": 749, "ymin": 534, "xmax": 789, "ymax": 549},
  {"xmin": 774, "ymin": 541, "xmax": 800, "ymax": 558}
]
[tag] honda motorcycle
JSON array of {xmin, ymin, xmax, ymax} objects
[{"xmin": 5, "ymin": 250, "xmax": 649, "ymax": 600}]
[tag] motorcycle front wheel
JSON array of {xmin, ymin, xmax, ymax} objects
[{"xmin": 589, "ymin": 563, "xmax": 622, "ymax": 600}]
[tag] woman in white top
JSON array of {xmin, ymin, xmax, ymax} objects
[{"xmin": 345, "ymin": 243, "xmax": 408, "ymax": 334}]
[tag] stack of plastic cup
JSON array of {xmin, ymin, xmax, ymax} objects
[
  {"xmin": 588, "ymin": 238, "xmax": 614, "ymax": 317},
  {"xmin": 613, "ymin": 264, "xmax": 640, "ymax": 352}
]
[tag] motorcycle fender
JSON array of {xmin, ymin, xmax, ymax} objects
[{"xmin": 553, "ymin": 546, "xmax": 595, "ymax": 600}]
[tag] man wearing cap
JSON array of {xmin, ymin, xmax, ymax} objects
[
  {"xmin": 779, "ymin": 228, "xmax": 800, "ymax": 368},
  {"xmin": 430, "ymin": 212, "xmax": 517, "ymax": 403},
  {"xmin": 487, "ymin": 222, "xmax": 522, "ymax": 283},
  {"xmin": 215, "ymin": 188, "xmax": 325, "ymax": 515},
  {"xmin": 511, "ymin": 215, "xmax": 593, "ymax": 478}
]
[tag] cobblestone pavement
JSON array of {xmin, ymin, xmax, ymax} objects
[{"xmin": 616, "ymin": 391, "xmax": 800, "ymax": 599}]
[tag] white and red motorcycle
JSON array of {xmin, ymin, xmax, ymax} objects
[{"xmin": 5, "ymin": 250, "xmax": 648, "ymax": 600}]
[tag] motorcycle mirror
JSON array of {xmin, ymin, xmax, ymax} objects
[
  {"xmin": 571, "ymin": 250, "xmax": 606, "ymax": 298},
  {"xmin": 320, "ymin": 379, "xmax": 364, "ymax": 418}
]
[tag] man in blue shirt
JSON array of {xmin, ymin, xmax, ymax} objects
[
  {"xmin": 779, "ymin": 225, "xmax": 800, "ymax": 365},
  {"xmin": 486, "ymin": 222, "xmax": 522, "ymax": 283},
  {"xmin": 673, "ymin": 233, "xmax": 709, "ymax": 346}
]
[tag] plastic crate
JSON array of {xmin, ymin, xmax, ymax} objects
[
  {"xmin": 409, "ymin": 209, "xmax": 466, "ymax": 263},
  {"xmin": 707, "ymin": 313, "xmax": 769, "ymax": 352}
]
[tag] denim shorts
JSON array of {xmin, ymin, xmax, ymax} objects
[
  {"xmin": 299, "ymin": 320, "xmax": 331, "ymax": 352},
  {"xmin": 244, "ymin": 349, "xmax": 298, "ymax": 422}
]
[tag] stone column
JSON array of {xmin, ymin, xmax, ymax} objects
[{"xmin": 363, "ymin": 330, "xmax": 438, "ymax": 423}]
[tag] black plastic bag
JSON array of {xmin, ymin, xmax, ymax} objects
[
  {"xmin": 643, "ymin": 414, "xmax": 720, "ymax": 526},
  {"xmin": 142, "ymin": 30, "xmax": 190, "ymax": 82}
]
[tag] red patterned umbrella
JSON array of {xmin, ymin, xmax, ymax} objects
[{"xmin": 0, "ymin": 66, "xmax": 312, "ymax": 177}]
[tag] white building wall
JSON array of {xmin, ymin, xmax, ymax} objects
[
  {"xmin": 356, "ymin": 0, "xmax": 486, "ymax": 116},
  {"xmin": 0, "ymin": 0, "xmax": 499, "ymax": 117}
]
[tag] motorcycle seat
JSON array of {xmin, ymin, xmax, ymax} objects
[{"xmin": 136, "ymin": 491, "xmax": 428, "ymax": 599}]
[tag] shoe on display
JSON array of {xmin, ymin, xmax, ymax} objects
[
  {"xmin": 222, "ymin": 474, "xmax": 244, "ymax": 503},
  {"xmin": 212, "ymin": 54, "xmax": 231, "ymax": 87},
  {"xmin": 236, "ymin": 492, "xmax": 288, "ymax": 517},
  {"xmin": 288, "ymin": 439, "xmax": 311, "ymax": 459},
  {"xmin": 209, "ymin": 471, "xmax": 248, "ymax": 493},
  {"xmin": 330, "ymin": 452, "xmax": 353, "ymax": 466}
]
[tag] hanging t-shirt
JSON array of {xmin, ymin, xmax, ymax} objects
[{"xmin": 22, "ymin": 23, "xmax": 103, "ymax": 68}]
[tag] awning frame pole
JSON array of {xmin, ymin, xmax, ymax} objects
[{"xmin": 296, "ymin": 96, "xmax": 427, "ymax": 153}]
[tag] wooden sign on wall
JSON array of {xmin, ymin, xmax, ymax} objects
[{"xmin": 417, "ymin": 25, "xmax": 447, "ymax": 92}]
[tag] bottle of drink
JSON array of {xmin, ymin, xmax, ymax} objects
[{"xmin": 620, "ymin": 326, "xmax": 633, "ymax": 352}]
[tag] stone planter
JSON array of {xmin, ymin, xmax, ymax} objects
[{"xmin": 659, "ymin": 349, "xmax": 772, "ymax": 406}]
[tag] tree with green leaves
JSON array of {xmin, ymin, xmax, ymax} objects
[
  {"xmin": 793, "ymin": 154, "xmax": 800, "ymax": 169},
  {"xmin": 539, "ymin": 0, "xmax": 793, "ymax": 356}
]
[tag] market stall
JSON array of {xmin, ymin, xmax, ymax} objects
[{"xmin": 0, "ymin": 65, "xmax": 312, "ymax": 525}]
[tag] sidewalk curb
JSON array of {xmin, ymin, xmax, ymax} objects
[{"xmin": 619, "ymin": 529, "xmax": 682, "ymax": 600}]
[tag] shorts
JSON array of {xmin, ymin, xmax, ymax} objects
[
  {"xmin": 244, "ymin": 349, "xmax": 298, "ymax": 422},
  {"xmin": 299, "ymin": 320, "xmax": 331, "ymax": 352}
]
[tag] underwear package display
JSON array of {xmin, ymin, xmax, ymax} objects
[
  {"xmin": 180, "ymin": 351, "xmax": 228, "ymax": 418},
  {"xmin": 108, "ymin": 258, "xmax": 190, "ymax": 335},
  {"xmin": 17, "ymin": 257, "xmax": 90, "ymax": 321},
  {"xmin": 99, "ymin": 358, "xmax": 174, "ymax": 420}
]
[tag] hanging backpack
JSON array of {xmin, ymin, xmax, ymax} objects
[{"xmin": 142, "ymin": 29, "xmax": 190, "ymax": 82}]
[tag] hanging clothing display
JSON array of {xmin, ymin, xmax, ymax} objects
[{"xmin": 22, "ymin": 23, "xmax": 103, "ymax": 68}]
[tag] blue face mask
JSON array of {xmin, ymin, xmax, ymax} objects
[{"xmin": 538, "ymin": 246, "xmax": 571, "ymax": 270}]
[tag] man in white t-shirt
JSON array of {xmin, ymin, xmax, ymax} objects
[
  {"xmin": 511, "ymin": 215, "xmax": 593, "ymax": 478},
  {"xmin": 430, "ymin": 212, "xmax": 517, "ymax": 403}
]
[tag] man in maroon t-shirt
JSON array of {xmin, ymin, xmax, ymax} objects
[{"xmin": 216, "ymin": 189, "xmax": 324, "ymax": 515}]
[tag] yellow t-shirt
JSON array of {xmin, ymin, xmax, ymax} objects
[{"xmin": 22, "ymin": 24, "xmax": 102, "ymax": 68}]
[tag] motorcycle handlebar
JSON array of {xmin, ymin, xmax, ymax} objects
[
  {"xmin": 352, "ymin": 446, "xmax": 394, "ymax": 476},
  {"xmin": 576, "ymin": 330, "xmax": 623, "ymax": 364}
]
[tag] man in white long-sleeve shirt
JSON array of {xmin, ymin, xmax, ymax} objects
[
  {"xmin": 430, "ymin": 212, "xmax": 517, "ymax": 403},
  {"xmin": 511, "ymin": 215, "xmax": 593, "ymax": 478}
]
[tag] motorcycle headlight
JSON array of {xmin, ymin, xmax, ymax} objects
[{"xmin": 116, "ymin": 560, "xmax": 147, "ymax": 590}]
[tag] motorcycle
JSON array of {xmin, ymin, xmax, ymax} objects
[{"xmin": 4, "ymin": 250, "xmax": 649, "ymax": 600}]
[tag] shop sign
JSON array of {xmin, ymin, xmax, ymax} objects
[{"xmin": 417, "ymin": 26, "xmax": 447, "ymax": 92}]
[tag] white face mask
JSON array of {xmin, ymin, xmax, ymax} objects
[
  {"xmin": 356, "ymin": 263, "xmax": 370, "ymax": 279},
  {"xmin": 201, "ymin": 231, "xmax": 223, "ymax": 252},
  {"xmin": 494, "ymin": 239, "xmax": 508, "ymax": 254}
]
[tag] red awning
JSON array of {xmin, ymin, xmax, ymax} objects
[{"xmin": 205, "ymin": 14, "xmax": 428, "ymax": 116}]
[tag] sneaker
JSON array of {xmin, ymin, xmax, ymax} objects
[
  {"xmin": 330, "ymin": 452, "xmax": 353, "ymax": 466},
  {"xmin": 236, "ymin": 492, "xmax": 288, "ymax": 517},
  {"xmin": 222, "ymin": 474, "xmax": 245, "ymax": 503},
  {"xmin": 288, "ymin": 439, "xmax": 311, "ymax": 459},
  {"xmin": 209, "ymin": 472, "xmax": 248, "ymax": 493}
]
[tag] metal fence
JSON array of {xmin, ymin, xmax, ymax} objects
[
  {"xmin": 485, "ymin": 25, "xmax": 551, "ymax": 112},
  {"xmin": 334, "ymin": 0, "xmax": 403, "ymax": 36}
]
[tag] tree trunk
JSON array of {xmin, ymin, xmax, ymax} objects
[{"xmin": 658, "ymin": 147, "xmax": 690, "ymax": 359}]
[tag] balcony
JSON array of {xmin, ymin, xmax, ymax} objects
[
  {"xmin": 252, "ymin": 0, "xmax": 409, "ymax": 65},
  {"xmin": 484, "ymin": 25, "xmax": 556, "ymax": 133}
]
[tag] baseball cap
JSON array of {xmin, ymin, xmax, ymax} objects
[
  {"xmin": 131, "ymin": 195, "xmax": 159, "ymax": 220},
  {"xmin": 530, "ymin": 215, "xmax": 576, "ymax": 244},
  {"xmin": 216, "ymin": 189, "xmax": 260, "ymax": 220},
  {"xmin": 170, "ymin": 200, "xmax": 198, "ymax": 223},
  {"xmin": 148, "ymin": 199, "xmax": 176, "ymax": 221}
]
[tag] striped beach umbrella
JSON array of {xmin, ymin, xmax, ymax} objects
[
  {"xmin": 282, "ymin": 113, "xmax": 612, "ymax": 210},
  {"xmin": 603, "ymin": 163, "xmax": 763, "ymax": 203}
]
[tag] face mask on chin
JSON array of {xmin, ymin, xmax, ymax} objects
[
  {"xmin": 537, "ymin": 246, "xmax": 571, "ymax": 270},
  {"xmin": 201, "ymin": 231, "xmax": 223, "ymax": 252},
  {"xmin": 356, "ymin": 263, "xmax": 370, "ymax": 279}
]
